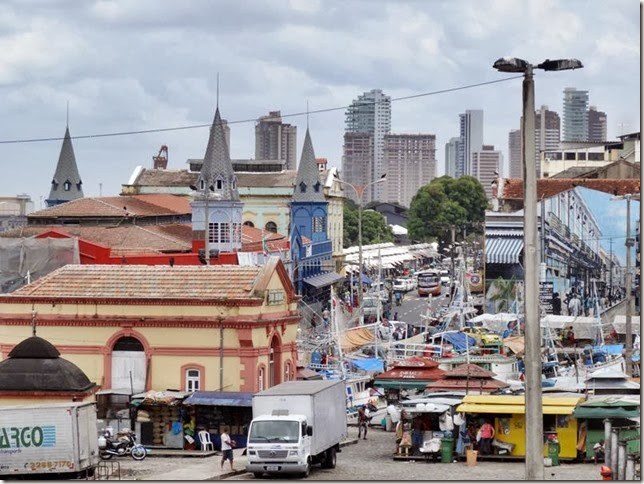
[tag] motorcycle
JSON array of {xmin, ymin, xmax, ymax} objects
[{"xmin": 98, "ymin": 428, "xmax": 147, "ymax": 460}]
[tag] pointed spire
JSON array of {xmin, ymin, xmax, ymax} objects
[
  {"xmin": 196, "ymin": 103, "xmax": 239, "ymax": 202},
  {"xmin": 293, "ymin": 128, "xmax": 324, "ymax": 202},
  {"xmin": 46, "ymin": 126, "xmax": 84, "ymax": 206}
]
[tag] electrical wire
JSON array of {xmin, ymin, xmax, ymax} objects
[{"xmin": 0, "ymin": 76, "xmax": 523, "ymax": 145}]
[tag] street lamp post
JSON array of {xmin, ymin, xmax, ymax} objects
[
  {"xmin": 337, "ymin": 175, "xmax": 387, "ymax": 316},
  {"xmin": 494, "ymin": 56, "xmax": 582, "ymax": 481}
]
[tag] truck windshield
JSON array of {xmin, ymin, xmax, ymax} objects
[{"xmin": 248, "ymin": 421, "xmax": 300, "ymax": 443}]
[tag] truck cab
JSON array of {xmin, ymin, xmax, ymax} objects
[{"xmin": 246, "ymin": 413, "xmax": 313, "ymax": 477}]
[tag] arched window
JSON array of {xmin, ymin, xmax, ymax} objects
[
  {"xmin": 284, "ymin": 362, "xmax": 291, "ymax": 382},
  {"xmin": 63, "ymin": 180, "xmax": 71, "ymax": 191},
  {"xmin": 243, "ymin": 221, "xmax": 255, "ymax": 228},
  {"xmin": 186, "ymin": 368, "xmax": 200, "ymax": 392},
  {"xmin": 199, "ymin": 179, "xmax": 205, "ymax": 191},
  {"xmin": 113, "ymin": 336, "xmax": 144, "ymax": 351},
  {"xmin": 265, "ymin": 221, "xmax": 277, "ymax": 233},
  {"xmin": 215, "ymin": 178, "xmax": 223, "ymax": 190},
  {"xmin": 258, "ymin": 367, "xmax": 265, "ymax": 392},
  {"xmin": 269, "ymin": 347, "xmax": 275, "ymax": 387}
]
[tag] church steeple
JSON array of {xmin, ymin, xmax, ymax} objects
[
  {"xmin": 46, "ymin": 126, "xmax": 84, "ymax": 207},
  {"xmin": 190, "ymin": 97, "xmax": 243, "ymax": 256},
  {"xmin": 293, "ymin": 128, "xmax": 324, "ymax": 202},
  {"xmin": 195, "ymin": 107, "xmax": 239, "ymax": 202}
]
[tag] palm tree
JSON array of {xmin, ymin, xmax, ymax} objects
[{"xmin": 488, "ymin": 277, "xmax": 517, "ymax": 312}]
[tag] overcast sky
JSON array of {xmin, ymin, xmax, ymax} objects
[{"xmin": 1, "ymin": 0, "xmax": 640, "ymax": 209}]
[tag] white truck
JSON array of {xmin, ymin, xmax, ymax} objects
[
  {"xmin": 0, "ymin": 401, "xmax": 100, "ymax": 478},
  {"xmin": 246, "ymin": 380, "xmax": 347, "ymax": 478}
]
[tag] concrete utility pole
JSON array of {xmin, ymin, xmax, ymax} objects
[
  {"xmin": 624, "ymin": 195, "xmax": 633, "ymax": 375},
  {"xmin": 493, "ymin": 56, "xmax": 582, "ymax": 481}
]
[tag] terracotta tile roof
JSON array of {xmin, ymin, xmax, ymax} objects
[
  {"xmin": 501, "ymin": 178, "xmax": 640, "ymax": 201},
  {"xmin": 132, "ymin": 168, "xmax": 299, "ymax": 189},
  {"xmin": 2, "ymin": 225, "xmax": 193, "ymax": 253},
  {"xmin": 425, "ymin": 379, "xmax": 508, "ymax": 392},
  {"xmin": 8, "ymin": 264, "xmax": 265, "ymax": 300},
  {"xmin": 136, "ymin": 169, "xmax": 198, "ymax": 187},
  {"xmin": 443, "ymin": 363, "xmax": 497, "ymax": 378},
  {"xmin": 2, "ymin": 223, "xmax": 291, "ymax": 254},
  {"xmin": 29, "ymin": 195, "xmax": 192, "ymax": 219}
]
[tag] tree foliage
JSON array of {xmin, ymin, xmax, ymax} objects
[
  {"xmin": 407, "ymin": 176, "xmax": 487, "ymax": 247},
  {"xmin": 343, "ymin": 200, "xmax": 394, "ymax": 248}
]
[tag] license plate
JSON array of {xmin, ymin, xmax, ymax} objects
[{"xmin": 266, "ymin": 466, "xmax": 279, "ymax": 472}]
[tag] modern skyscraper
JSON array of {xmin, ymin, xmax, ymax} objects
[
  {"xmin": 46, "ymin": 126, "xmax": 84, "ymax": 207},
  {"xmin": 445, "ymin": 137, "xmax": 460, "ymax": 178},
  {"xmin": 562, "ymin": 88, "xmax": 589, "ymax": 141},
  {"xmin": 508, "ymin": 129, "xmax": 522, "ymax": 178},
  {"xmin": 384, "ymin": 133, "xmax": 436, "ymax": 208},
  {"xmin": 344, "ymin": 89, "xmax": 391, "ymax": 203},
  {"xmin": 471, "ymin": 145, "xmax": 502, "ymax": 198},
  {"xmin": 457, "ymin": 110, "xmax": 484, "ymax": 177},
  {"xmin": 588, "ymin": 106, "xmax": 608, "ymax": 142},
  {"xmin": 341, "ymin": 133, "xmax": 374, "ymax": 205},
  {"xmin": 255, "ymin": 111, "xmax": 297, "ymax": 170},
  {"xmin": 535, "ymin": 105, "xmax": 561, "ymax": 174}
]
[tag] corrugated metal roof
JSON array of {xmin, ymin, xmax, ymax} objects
[
  {"xmin": 501, "ymin": 178, "xmax": 640, "ymax": 201},
  {"xmin": 7, "ymin": 264, "xmax": 263, "ymax": 300}
]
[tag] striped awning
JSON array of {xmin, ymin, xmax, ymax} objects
[{"xmin": 485, "ymin": 237, "xmax": 524, "ymax": 264}]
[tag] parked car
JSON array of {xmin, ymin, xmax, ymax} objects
[
  {"xmin": 462, "ymin": 326, "xmax": 502, "ymax": 346},
  {"xmin": 440, "ymin": 270, "xmax": 451, "ymax": 286},
  {"xmin": 393, "ymin": 277, "xmax": 414, "ymax": 292}
]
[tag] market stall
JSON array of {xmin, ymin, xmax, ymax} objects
[
  {"xmin": 182, "ymin": 391, "xmax": 253, "ymax": 450},
  {"xmin": 374, "ymin": 356, "xmax": 445, "ymax": 403},
  {"xmin": 456, "ymin": 394, "xmax": 584, "ymax": 460},
  {"xmin": 131, "ymin": 390, "xmax": 192, "ymax": 449}
]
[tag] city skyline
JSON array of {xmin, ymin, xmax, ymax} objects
[{"xmin": 0, "ymin": 0, "xmax": 639, "ymax": 208}]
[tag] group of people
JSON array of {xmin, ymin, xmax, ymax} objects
[{"xmin": 460, "ymin": 420, "xmax": 495, "ymax": 455}]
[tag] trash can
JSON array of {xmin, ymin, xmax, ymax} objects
[
  {"xmin": 547, "ymin": 441, "xmax": 560, "ymax": 466},
  {"xmin": 441, "ymin": 437, "xmax": 454, "ymax": 463}
]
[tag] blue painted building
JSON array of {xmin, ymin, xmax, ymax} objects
[{"xmin": 289, "ymin": 128, "xmax": 340, "ymax": 298}]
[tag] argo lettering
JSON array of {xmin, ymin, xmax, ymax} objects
[{"xmin": 0, "ymin": 426, "xmax": 46, "ymax": 448}]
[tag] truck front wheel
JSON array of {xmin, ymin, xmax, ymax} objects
[
  {"xmin": 301, "ymin": 459, "xmax": 311, "ymax": 478},
  {"xmin": 322, "ymin": 447, "xmax": 336, "ymax": 469}
]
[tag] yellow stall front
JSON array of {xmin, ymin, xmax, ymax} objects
[{"xmin": 456, "ymin": 394, "xmax": 584, "ymax": 460}]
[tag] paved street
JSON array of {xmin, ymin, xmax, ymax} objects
[{"xmin": 225, "ymin": 426, "xmax": 603, "ymax": 481}]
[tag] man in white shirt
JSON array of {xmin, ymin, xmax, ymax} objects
[{"xmin": 220, "ymin": 426, "xmax": 235, "ymax": 471}]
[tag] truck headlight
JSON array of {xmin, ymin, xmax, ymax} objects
[
  {"xmin": 289, "ymin": 450, "xmax": 299, "ymax": 456},
  {"xmin": 248, "ymin": 450, "xmax": 256, "ymax": 455}
]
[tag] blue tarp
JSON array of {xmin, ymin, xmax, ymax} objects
[
  {"xmin": 182, "ymin": 391, "xmax": 253, "ymax": 407},
  {"xmin": 349, "ymin": 358, "xmax": 384, "ymax": 373},
  {"xmin": 362, "ymin": 274, "xmax": 372, "ymax": 285},
  {"xmin": 442, "ymin": 332, "xmax": 477, "ymax": 351},
  {"xmin": 592, "ymin": 344, "xmax": 624, "ymax": 355}
]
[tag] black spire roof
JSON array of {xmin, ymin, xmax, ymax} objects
[
  {"xmin": 47, "ymin": 126, "xmax": 84, "ymax": 204},
  {"xmin": 293, "ymin": 128, "xmax": 325, "ymax": 202},
  {"xmin": 195, "ymin": 107, "xmax": 239, "ymax": 201}
]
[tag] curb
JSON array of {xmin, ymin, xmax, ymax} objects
[{"xmin": 211, "ymin": 469, "xmax": 248, "ymax": 480}]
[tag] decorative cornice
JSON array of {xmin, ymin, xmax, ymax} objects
[{"xmin": 0, "ymin": 296, "xmax": 264, "ymax": 307}]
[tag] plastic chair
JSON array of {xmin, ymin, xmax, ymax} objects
[{"xmin": 198, "ymin": 430, "xmax": 214, "ymax": 452}]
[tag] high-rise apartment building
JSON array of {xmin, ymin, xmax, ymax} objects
[
  {"xmin": 445, "ymin": 137, "xmax": 460, "ymax": 178},
  {"xmin": 535, "ymin": 105, "xmax": 561, "ymax": 175},
  {"xmin": 255, "ymin": 111, "xmax": 297, "ymax": 170},
  {"xmin": 562, "ymin": 88, "xmax": 589, "ymax": 142},
  {"xmin": 588, "ymin": 106, "xmax": 608, "ymax": 142},
  {"xmin": 457, "ymin": 110, "xmax": 484, "ymax": 177},
  {"xmin": 343, "ymin": 89, "xmax": 391, "ymax": 203},
  {"xmin": 341, "ymin": 132, "xmax": 374, "ymax": 204},
  {"xmin": 384, "ymin": 134, "xmax": 436, "ymax": 208},
  {"xmin": 508, "ymin": 129, "xmax": 522, "ymax": 178},
  {"xmin": 471, "ymin": 145, "xmax": 502, "ymax": 198}
]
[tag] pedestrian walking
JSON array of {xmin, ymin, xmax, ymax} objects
[
  {"xmin": 219, "ymin": 426, "xmax": 235, "ymax": 471},
  {"xmin": 357, "ymin": 405, "xmax": 370, "ymax": 440},
  {"xmin": 552, "ymin": 292, "xmax": 561, "ymax": 315}
]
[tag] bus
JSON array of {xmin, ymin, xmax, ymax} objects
[{"xmin": 416, "ymin": 269, "xmax": 442, "ymax": 297}]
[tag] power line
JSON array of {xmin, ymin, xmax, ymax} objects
[{"xmin": 0, "ymin": 76, "xmax": 522, "ymax": 145}]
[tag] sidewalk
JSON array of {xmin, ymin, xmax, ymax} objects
[{"xmin": 131, "ymin": 438, "xmax": 358, "ymax": 480}]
